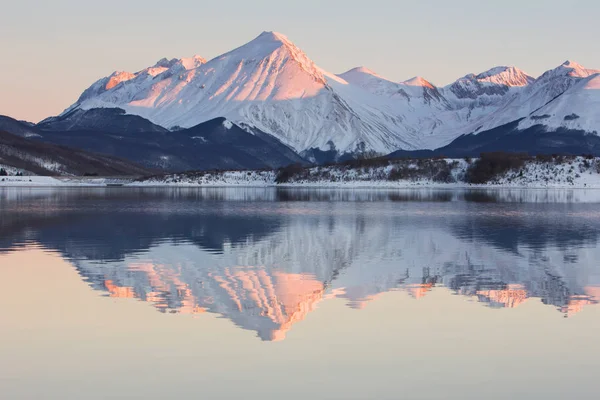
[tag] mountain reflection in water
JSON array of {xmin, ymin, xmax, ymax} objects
[{"xmin": 1, "ymin": 187, "xmax": 600, "ymax": 341}]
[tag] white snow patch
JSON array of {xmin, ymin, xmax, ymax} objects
[{"xmin": 0, "ymin": 176, "xmax": 66, "ymax": 186}]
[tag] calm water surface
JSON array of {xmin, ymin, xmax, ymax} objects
[{"xmin": 1, "ymin": 187, "xmax": 600, "ymax": 399}]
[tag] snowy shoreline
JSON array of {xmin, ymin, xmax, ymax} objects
[
  {"xmin": 4, "ymin": 156, "xmax": 600, "ymax": 190},
  {"xmin": 3, "ymin": 177, "xmax": 600, "ymax": 190},
  {"xmin": 128, "ymin": 155, "xmax": 600, "ymax": 190}
]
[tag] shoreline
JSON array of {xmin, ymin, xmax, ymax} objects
[
  {"xmin": 3, "ymin": 177, "xmax": 600, "ymax": 190},
  {"xmin": 4, "ymin": 155, "xmax": 600, "ymax": 190}
]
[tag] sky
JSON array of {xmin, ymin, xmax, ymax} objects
[{"xmin": 2, "ymin": 0, "xmax": 599, "ymax": 122}]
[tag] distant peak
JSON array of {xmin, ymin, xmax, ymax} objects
[
  {"xmin": 476, "ymin": 65, "xmax": 530, "ymax": 77},
  {"xmin": 179, "ymin": 55, "xmax": 207, "ymax": 70},
  {"xmin": 340, "ymin": 66, "xmax": 382, "ymax": 78},
  {"xmin": 448, "ymin": 66, "xmax": 533, "ymax": 99},
  {"xmin": 244, "ymin": 31, "xmax": 295, "ymax": 50},
  {"xmin": 215, "ymin": 30, "xmax": 326, "ymax": 85},
  {"xmin": 351, "ymin": 66, "xmax": 378, "ymax": 74},
  {"xmin": 467, "ymin": 65, "xmax": 534, "ymax": 87},
  {"xmin": 562, "ymin": 60, "xmax": 584, "ymax": 69},
  {"xmin": 542, "ymin": 60, "xmax": 599, "ymax": 79},
  {"xmin": 224, "ymin": 30, "xmax": 299, "ymax": 59},
  {"xmin": 153, "ymin": 57, "xmax": 179, "ymax": 69},
  {"xmin": 402, "ymin": 76, "xmax": 434, "ymax": 89},
  {"xmin": 256, "ymin": 31, "xmax": 290, "ymax": 42},
  {"xmin": 476, "ymin": 66, "xmax": 512, "ymax": 78}
]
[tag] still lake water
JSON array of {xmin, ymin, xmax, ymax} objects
[{"xmin": 1, "ymin": 187, "xmax": 600, "ymax": 399}]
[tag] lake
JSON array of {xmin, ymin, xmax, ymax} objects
[{"xmin": 1, "ymin": 187, "xmax": 600, "ymax": 399}]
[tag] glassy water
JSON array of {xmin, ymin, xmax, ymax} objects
[{"xmin": 1, "ymin": 187, "xmax": 600, "ymax": 399}]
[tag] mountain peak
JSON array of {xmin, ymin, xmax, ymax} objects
[
  {"xmin": 402, "ymin": 76, "xmax": 434, "ymax": 89},
  {"xmin": 153, "ymin": 57, "xmax": 179, "ymax": 69},
  {"xmin": 222, "ymin": 31, "xmax": 304, "ymax": 61},
  {"xmin": 256, "ymin": 31, "xmax": 290, "ymax": 42},
  {"xmin": 447, "ymin": 66, "xmax": 533, "ymax": 100},
  {"xmin": 237, "ymin": 31, "xmax": 295, "ymax": 54},
  {"xmin": 179, "ymin": 55, "xmax": 207, "ymax": 70},
  {"xmin": 541, "ymin": 60, "xmax": 600, "ymax": 79},
  {"xmin": 338, "ymin": 66, "xmax": 385, "ymax": 81},
  {"xmin": 213, "ymin": 31, "xmax": 326, "ymax": 89},
  {"xmin": 476, "ymin": 66, "xmax": 511, "ymax": 77},
  {"xmin": 474, "ymin": 66, "xmax": 534, "ymax": 87},
  {"xmin": 562, "ymin": 60, "xmax": 584, "ymax": 69},
  {"xmin": 347, "ymin": 66, "xmax": 380, "ymax": 75},
  {"xmin": 560, "ymin": 60, "xmax": 599, "ymax": 77}
]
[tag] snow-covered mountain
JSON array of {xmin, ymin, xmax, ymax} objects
[
  {"xmin": 518, "ymin": 63, "xmax": 600, "ymax": 133},
  {"xmin": 76, "ymin": 56, "xmax": 207, "ymax": 103},
  {"xmin": 60, "ymin": 32, "xmax": 600, "ymax": 157},
  {"xmin": 457, "ymin": 61, "xmax": 600, "ymax": 134},
  {"xmin": 448, "ymin": 66, "xmax": 534, "ymax": 97}
]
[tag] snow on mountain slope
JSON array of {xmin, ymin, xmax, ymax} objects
[
  {"xmin": 402, "ymin": 76, "xmax": 435, "ymax": 88},
  {"xmin": 338, "ymin": 67, "xmax": 446, "ymax": 106},
  {"xmin": 326, "ymin": 63, "xmax": 542, "ymax": 151},
  {"xmin": 396, "ymin": 61, "xmax": 600, "ymax": 146},
  {"xmin": 548, "ymin": 60, "xmax": 600, "ymax": 79},
  {"xmin": 179, "ymin": 55, "xmax": 207, "ymax": 70},
  {"xmin": 471, "ymin": 66, "xmax": 534, "ymax": 87},
  {"xmin": 467, "ymin": 61, "xmax": 600, "ymax": 134},
  {"xmin": 71, "ymin": 32, "xmax": 444, "ymax": 153},
  {"xmin": 338, "ymin": 66, "xmax": 407, "ymax": 97},
  {"xmin": 66, "ymin": 33, "xmax": 493, "ymax": 152},
  {"xmin": 76, "ymin": 55, "xmax": 206, "ymax": 103},
  {"xmin": 442, "ymin": 66, "xmax": 534, "ymax": 108},
  {"xmin": 63, "ymin": 32, "xmax": 600, "ymax": 155},
  {"xmin": 519, "ymin": 73, "xmax": 600, "ymax": 132}
]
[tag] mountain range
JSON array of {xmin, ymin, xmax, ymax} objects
[{"xmin": 2, "ymin": 31, "xmax": 600, "ymax": 172}]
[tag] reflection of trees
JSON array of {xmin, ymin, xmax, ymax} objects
[
  {"xmin": 0, "ymin": 188, "xmax": 285, "ymax": 259},
  {"xmin": 448, "ymin": 203, "xmax": 600, "ymax": 253}
]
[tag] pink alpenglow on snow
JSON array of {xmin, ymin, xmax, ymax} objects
[{"xmin": 64, "ymin": 32, "xmax": 600, "ymax": 155}]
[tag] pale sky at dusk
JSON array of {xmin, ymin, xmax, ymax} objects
[{"xmin": 2, "ymin": 0, "xmax": 599, "ymax": 122}]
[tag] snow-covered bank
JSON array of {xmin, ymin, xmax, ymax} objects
[
  {"xmin": 0, "ymin": 176, "xmax": 135, "ymax": 187},
  {"xmin": 4, "ymin": 156, "xmax": 600, "ymax": 189},
  {"xmin": 130, "ymin": 170, "xmax": 277, "ymax": 187},
  {"xmin": 0, "ymin": 176, "xmax": 66, "ymax": 186},
  {"xmin": 133, "ymin": 156, "xmax": 600, "ymax": 189},
  {"xmin": 0, "ymin": 164, "xmax": 33, "ymax": 177}
]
